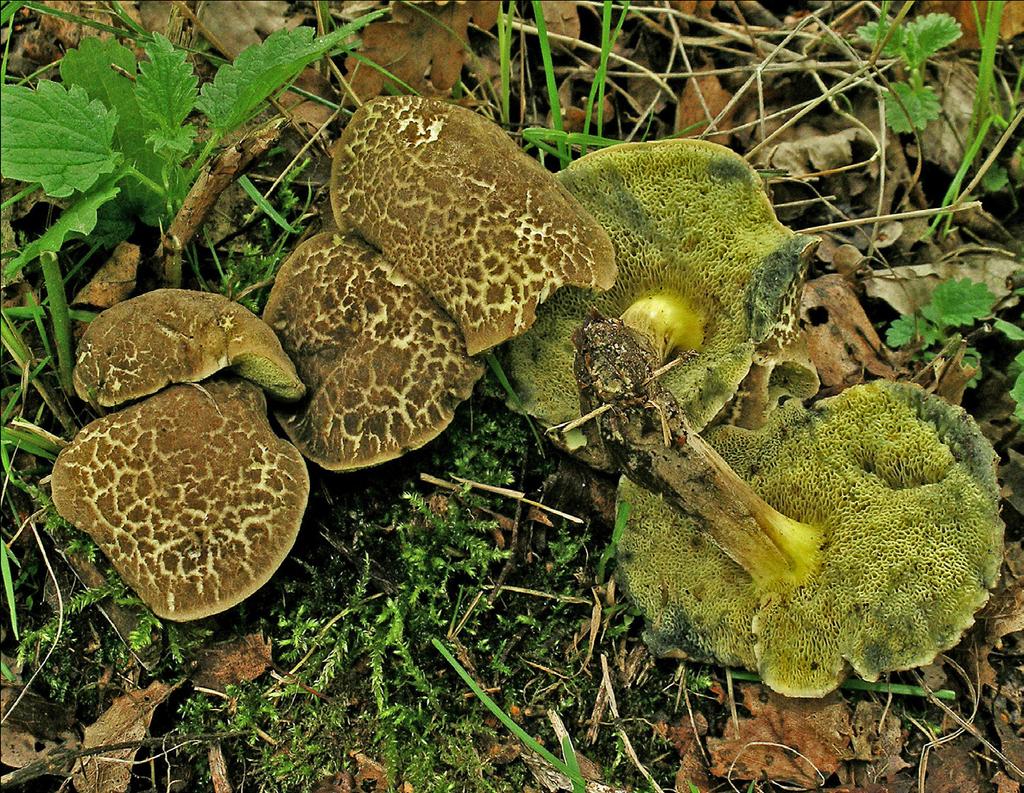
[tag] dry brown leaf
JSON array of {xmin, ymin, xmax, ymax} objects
[
  {"xmin": 920, "ymin": 1, "xmax": 1024, "ymax": 48},
  {"xmin": 920, "ymin": 60, "xmax": 977, "ymax": 174},
  {"xmin": 312, "ymin": 772, "xmax": 356, "ymax": 793},
  {"xmin": 71, "ymin": 242, "xmax": 140, "ymax": 310},
  {"xmin": 850, "ymin": 701, "xmax": 909, "ymax": 783},
  {"xmin": 924, "ymin": 736, "xmax": 983, "ymax": 793},
  {"xmin": 801, "ymin": 274, "xmax": 899, "ymax": 391},
  {"xmin": 0, "ymin": 686, "xmax": 78, "ymax": 770},
  {"xmin": 862, "ymin": 252, "xmax": 1020, "ymax": 317},
  {"xmin": 657, "ymin": 715, "xmax": 712, "ymax": 793},
  {"xmin": 71, "ymin": 680, "xmax": 174, "ymax": 793},
  {"xmin": 542, "ymin": 1, "xmax": 581, "ymax": 42},
  {"xmin": 345, "ymin": 1, "xmax": 499, "ymax": 101},
  {"xmin": 668, "ymin": 0, "xmax": 715, "ymax": 16},
  {"xmin": 993, "ymin": 771, "xmax": 1022, "ymax": 793},
  {"xmin": 198, "ymin": 0, "xmax": 299, "ymax": 59},
  {"xmin": 352, "ymin": 752, "xmax": 388, "ymax": 791},
  {"xmin": 707, "ymin": 684, "xmax": 853, "ymax": 787},
  {"xmin": 192, "ymin": 633, "xmax": 273, "ymax": 693},
  {"xmin": 675, "ymin": 70, "xmax": 734, "ymax": 144},
  {"xmin": 758, "ymin": 127, "xmax": 861, "ymax": 175}
]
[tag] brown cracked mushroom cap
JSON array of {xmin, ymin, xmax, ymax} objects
[
  {"xmin": 263, "ymin": 232, "xmax": 485, "ymax": 470},
  {"xmin": 73, "ymin": 289, "xmax": 305, "ymax": 407},
  {"xmin": 506, "ymin": 139, "xmax": 818, "ymax": 441},
  {"xmin": 51, "ymin": 378, "xmax": 309, "ymax": 621},
  {"xmin": 330, "ymin": 95, "xmax": 616, "ymax": 356}
]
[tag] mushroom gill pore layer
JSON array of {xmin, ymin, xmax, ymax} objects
[
  {"xmin": 51, "ymin": 378, "xmax": 310, "ymax": 621},
  {"xmin": 617, "ymin": 380, "xmax": 1004, "ymax": 697},
  {"xmin": 506, "ymin": 138, "xmax": 819, "ymax": 437}
]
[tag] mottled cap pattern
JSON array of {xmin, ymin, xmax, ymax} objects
[
  {"xmin": 619, "ymin": 381, "xmax": 1003, "ymax": 697},
  {"xmin": 330, "ymin": 95, "xmax": 617, "ymax": 356},
  {"xmin": 263, "ymin": 232, "xmax": 485, "ymax": 470},
  {"xmin": 51, "ymin": 378, "xmax": 310, "ymax": 621},
  {"xmin": 73, "ymin": 289, "xmax": 306, "ymax": 407},
  {"xmin": 506, "ymin": 139, "xmax": 817, "ymax": 434}
]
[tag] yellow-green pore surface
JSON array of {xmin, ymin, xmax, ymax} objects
[
  {"xmin": 506, "ymin": 139, "xmax": 815, "ymax": 433},
  {"xmin": 618, "ymin": 381, "xmax": 1003, "ymax": 697}
]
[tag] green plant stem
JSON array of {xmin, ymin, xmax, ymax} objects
[
  {"xmin": 38, "ymin": 252, "xmax": 73, "ymax": 397},
  {"xmin": 0, "ymin": 184, "xmax": 37, "ymax": 212},
  {"xmin": 432, "ymin": 638, "xmax": 581, "ymax": 783},
  {"xmin": 531, "ymin": 1, "xmax": 567, "ymax": 167},
  {"xmin": 498, "ymin": 1, "xmax": 511, "ymax": 126}
]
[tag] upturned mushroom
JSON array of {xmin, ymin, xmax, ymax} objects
[
  {"xmin": 506, "ymin": 139, "xmax": 820, "ymax": 452},
  {"xmin": 576, "ymin": 317, "xmax": 1003, "ymax": 697},
  {"xmin": 51, "ymin": 378, "xmax": 309, "ymax": 621},
  {"xmin": 264, "ymin": 95, "xmax": 616, "ymax": 470},
  {"xmin": 73, "ymin": 288, "xmax": 305, "ymax": 407}
]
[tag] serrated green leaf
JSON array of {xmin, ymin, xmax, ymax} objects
[
  {"xmin": 856, "ymin": 20, "xmax": 904, "ymax": 57},
  {"xmin": 196, "ymin": 12, "xmax": 384, "ymax": 133},
  {"xmin": 884, "ymin": 82, "xmax": 941, "ymax": 133},
  {"xmin": 3, "ymin": 176, "xmax": 121, "ymax": 280},
  {"xmin": 0, "ymin": 82, "xmax": 120, "ymax": 197},
  {"xmin": 981, "ymin": 163, "xmax": 1009, "ymax": 193},
  {"xmin": 904, "ymin": 13, "xmax": 961, "ymax": 68},
  {"xmin": 886, "ymin": 315, "xmax": 920, "ymax": 348},
  {"xmin": 995, "ymin": 318, "xmax": 1024, "ymax": 341},
  {"xmin": 921, "ymin": 278, "xmax": 997, "ymax": 328},
  {"xmin": 60, "ymin": 36, "xmax": 165, "ymax": 224},
  {"xmin": 137, "ymin": 34, "xmax": 198, "ymax": 145}
]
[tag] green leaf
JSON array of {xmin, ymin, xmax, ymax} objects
[
  {"xmin": 136, "ymin": 33, "xmax": 198, "ymax": 157},
  {"xmin": 921, "ymin": 278, "xmax": 997, "ymax": 328},
  {"xmin": 3, "ymin": 176, "xmax": 121, "ymax": 280},
  {"xmin": 995, "ymin": 318, "xmax": 1024, "ymax": 341},
  {"xmin": 981, "ymin": 163, "xmax": 1009, "ymax": 193},
  {"xmin": 856, "ymin": 20, "xmax": 904, "ymax": 57},
  {"xmin": 1010, "ymin": 366, "xmax": 1024, "ymax": 423},
  {"xmin": 886, "ymin": 315, "xmax": 919, "ymax": 348},
  {"xmin": 884, "ymin": 82, "xmax": 941, "ymax": 133},
  {"xmin": 60, "ymin": 36, "xmax": 165, "ymax": 225},
  {"xmin": 0, "ymin": 82, "xmax": 120, "ymax": 197},
  {"xmin": 196, "ymin": 13, "xmax": 384, "ymax": 133},
  {"xmin": 904, "ymin": 13, "xmax": 962, "ymax": 68}
]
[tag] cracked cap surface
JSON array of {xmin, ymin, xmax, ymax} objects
[
  {"xmin": 330, "ymin": 95, "xmax": 617, "ymax": 356},
  {"xmin": 73, "ymin": 289, "xmax": 305, "ymax": 407},
  {"xmin": 263, "ymin": 232, "xmax": 485, "ymax": 471},
  {"xmin": 51, "ymin": 378, "xmax": 309, "ymax": 621}
]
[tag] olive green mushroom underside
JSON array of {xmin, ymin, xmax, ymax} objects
[
  {"xmin": 263, "ymin": 232, "xmax": 485, "ymax": 471},
  {"xmin": 73, "ymin": 288, "xmax": 306, "ymax": 407},
  {"xmin": 51, "ymin": 379, "xmax": 310, "ymax": 621},
  {"xmin": 331, "ymin": 95, "xmax": 616, "ymax": 356},
  {"xmin": 506, "ymin": 138, "xmax": 815, "ymax": 432},
  {"xmin": 618, "ymin": 381, "xmax": 1003, "ymax": 697}
]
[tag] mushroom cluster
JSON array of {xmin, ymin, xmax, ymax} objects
[
  {"xmin": 51, "ymin": 96, "xmax": 617, "ymax": 619},
  {"xmin": 263, "ymin": 95, "xmax": 616, "ymax": 470},
  {"xmin": 575, "ymin": 317, "xmax": 1003, "ymax": 696},
  {"xmin": 52, "ymin": 289, "xmax": 310, "ymax": 620}
]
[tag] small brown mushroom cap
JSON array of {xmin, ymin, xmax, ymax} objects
[
  {"xmin": 330, "ymin": 95, "xmax": 617, "ymax": 356},
  {"xmin": 263, "ymin": 232, "xmax": 485, "ymax": 470},
  {"xmin": 51, "ymin": 378, "xmax": 309, "ymax": 621},
  {"xmin": 73, "ymin": 289, "xmax": 306, "ymax": 407}
]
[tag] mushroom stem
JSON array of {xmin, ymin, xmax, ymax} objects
[
  {"xmin": 685, "ymin": 431, "xmax": 820, "ymax": 585},
  {"xmin": 575, "ymin": 316, "xmax": 820, "ymax": 586},
  {"xmin": 620, "ymin": 294, "xmax": 704, "ymax": 363}
]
